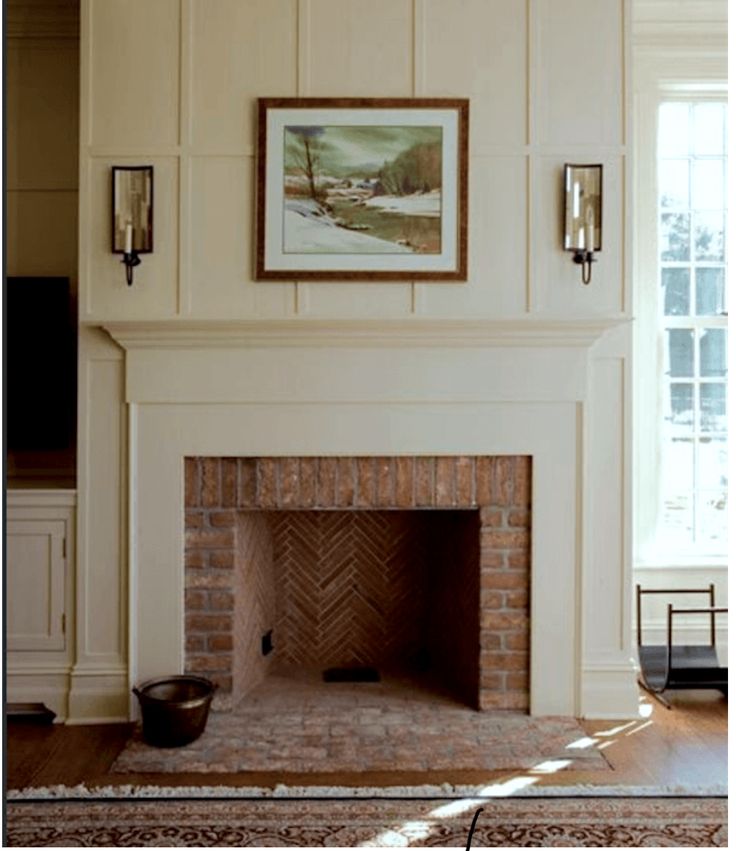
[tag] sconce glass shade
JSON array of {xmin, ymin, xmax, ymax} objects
[
  {"xmin": 112, "ymin": 166, "xmax": 153, "ymax": 254},
  {"xmin": 563, "ymin": 164, "xmax": 602, "ymax": 252}
]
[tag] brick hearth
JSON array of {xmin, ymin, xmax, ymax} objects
[{"xmin": 184, "ymin": 456, "xmax": 531, "ymax": 711}]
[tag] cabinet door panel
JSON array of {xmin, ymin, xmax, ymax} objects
[{"xmin": 7, "ymin": 519, "xmax": 66, "ymax": 651}]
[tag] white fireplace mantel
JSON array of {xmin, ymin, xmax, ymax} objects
[{"xmin": 88, "ymin": 317, "xmax": 639, "ymax": 721}]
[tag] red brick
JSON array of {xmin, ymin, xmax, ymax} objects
[
  {"xmin": 480, "ymin": 550, "xmax": 505, "ymax": 569},
  {"xmin": 503, "ymin": 632, "xmax": 529, "ymax": 651},
  {"xmin": 337, "ymin": 458, "xmax": 355, "ymax": 507},
  {"xmin": 238, "ymin": 458, "xmax": 257, "ymax": 507},
  {"xmin": 185, "ymin": 589, "xmax": 208, "ymax": 611},
  {"xmin": 187, "ymin": 654, "xmax": 232, "ymax": 673},
  {"xmin": 479, "ymin": 691, "xmax": 528, "ymax": 710},
  {"xmin": 481, "ymin": 610, "xmax": 528, "ymax": 630},
  {"xmin": 508, "ymin": 509, "xmax": 530, "ymax": 528},
  {"xmin": 491, "ymin": 457, "xmax": 514, "ymax": 506},
  {"xmin": 395, "ymin": 457, "xmax": 415, "ymax": 507},
  {"xmin": 280, "ymin": 457, "xmax": 300, "ymax": 507},
  {"xmin": 480, "ymin": 590, "xmax": 504, "ymax": 609},
  {"xmin": 208, "ymin": 634, "xmax": 234, "ymax": 651},
  {"xmin": 505, "ymin": 589, "xmax": 529, "ymax": 609},
  {"xmin": 507, "ymin": 550, "xmax": 530, "ymax": 569},
  {"xmin": 475, "ymin": 456, "xmax": 493, "ymax": 505},
  {"xmin": 415, "ymin": 457, "xmax": 434, "ymax": 507},
  {"xmin": 506, "ymin": 672, "xmax": 529, "ymax": 691},
  {"xmin": 480, "ymin": 570, "xmax": 526, "ymax": 590},
  {"xmin": 201, "ymin": 458, "xmax": 221, "ymax": 507},
  {"xmin": 258, "ymin": 458, "xmax": 279, "ymax": 507},
  {"xmin": 514, "ymin": 456, "xmax": 532, "ymax": 507},
  {"xmin": 482, "ymin": 529, "xmax": 530, "ymax": 550},
  {"xmin": 299, "ymin": 458, "xmax": 317, "ymax": 507},
  {"xmin": 185, "ymin": 511, "xmax": 204, "ymax": 528},
  {"xmin": 186, "ymin": 635, "xmax": 206, "ymax": 652},
  {"xmin": 480, "ymin": 507, "xmax": 503, "ymax": 526},
  {"xmin": 222, "ymin": 459, "xmax": 238, "ymax": 507},
  {"xmin": 185, "ymin": 458, "xmax": 200, "ymax": 507},
  {"xmin": 317, "ymin": 458, "xmax": 337, "ymax": 506},
  {"xmin": 209, "ymin": 551, "xmax": 234, "ymax": 570},
  {"xmin": 186, "ymin": 571, "xmax": 233, "ymax": 589},
  {"xmin": 435, "ymin": 457, "xmax": 456, "ymax": 506},
  {"xmin": 456, "ymin": 456, "xmax": 474, "ymax": 505},
  {"xmin": 186, "ymin": 613, "xmax": 232, "ymax": 632},
  {"xmin": 356, "ymin": 457, "xmax": 375, "ymax": 507},
  {"xmin": 210, "ymin": 591, "xmax": 234, "ymax": 611},
  {"xmin": 210, "ymin": 510, "xmax": 236, "ymax": 528},
  {"xmin": 481, "ymin": 651, "xmax": 527, "ymax": 671},
  {"xmin": 376, "ymin": 457, "xmax": 394, "ymax": 507},
  {"xmin": 185, "ymin": 550, "xmax": 207, "ymax": 569},
  {"xmin": 185, "ymin": 529, "xmax": 234, "ymax": 550},
  {"xmin": 480, "ymin": 632, "xmax": 502, "ymax": 650},
  {"xmin": 480, "ymin": 671, "xmax": 505, "ymax": 690}
]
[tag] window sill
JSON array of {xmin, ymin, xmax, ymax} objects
[{"xmin": 634, "ymin": 558, "xmax": 728, "ymax": 571}]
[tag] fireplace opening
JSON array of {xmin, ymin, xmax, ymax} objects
[{"xmin": 184, "ymin": 456, "xmax": 531, "ymax": 712}]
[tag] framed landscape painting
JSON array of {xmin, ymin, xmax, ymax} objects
[{"xmin": 255, "ymin": 98, "xmax": 468, "ymax": 281}]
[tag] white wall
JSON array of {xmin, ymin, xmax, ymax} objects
[{"xmin": 72, "ymin": 0, "xmax": 637, "ymax": 720}]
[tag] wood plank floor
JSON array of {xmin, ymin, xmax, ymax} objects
[{"xmin": 5, "ymin": 689, "xmax": 726, "ymax": 791}]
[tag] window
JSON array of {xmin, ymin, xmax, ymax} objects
[{"xmin": 656, "ymin": 100, "xmax": 728, "ymax": 555}]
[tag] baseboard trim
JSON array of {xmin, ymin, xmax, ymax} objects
[
  {"xmin": 580, "ymin": 659, "xmax": 641, "ymax": 719},
  {"xmin": 67, "ymin": 668, "xmax": 130, "ymax": 723}
]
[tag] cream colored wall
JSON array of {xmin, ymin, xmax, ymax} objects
[
  {"xmin": 7, "ymin": 5, "xmax": 79, "ymax": 482},
  {"xmin": 79, "ymin": 0, "xmax": 629, "ymax": 321},
  {"xmin": 74, "ymin": 0, "xmax": 635, "ymax": 720}
]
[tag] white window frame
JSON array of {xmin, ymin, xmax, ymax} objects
[{"xmin": 632, "ymin": 10, "xmax": 728, "ymax": 573}]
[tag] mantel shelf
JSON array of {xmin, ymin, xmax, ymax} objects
[{"xmin": 102, "ymin": 317, "xmax": 630, "ymax": 351}]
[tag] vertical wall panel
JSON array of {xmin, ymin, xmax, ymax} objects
[
  {"xmin": 304, "ymin": 0, "xmax": 413, "ymax": 96},
  {"xmin": 85, "ymin": 157, "xmax": 179, "ymax": 318},
  {"xmin": 190, "ymin": 0, "xmax": 297, "ymax": 152},
  {"xmin": 89, "ymin": 0, "xmax": 180, "ymax": 147},
  {"xmin": 531, "ymin": 154, "xmax": 624, "ymax": 315},
  {"xmin": 534, "ymin": 0, "xmax": 623, "ymax": 147},
  {"xmin": 418, "ymin": 157, "xmax": 527, "ymax": 316},
  {"xmin": 422, "ymin": 0, "xmax": 527, "ymax": 149},
  {"xmin": 189, "ymin": 157, "xmax": 293, "ymax": 317}
]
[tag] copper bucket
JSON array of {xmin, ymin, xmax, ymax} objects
[{"xmin": 132, "ymin": 675, "xmax": 217, "ymax": 748}]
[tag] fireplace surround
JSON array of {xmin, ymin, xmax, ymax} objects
[
  {"xmin": 93, "ymin": 319, "xmax": 640, "ymax": 722},
  {"xmin": 184, "ymin": 455, "xmax": 531, "ymax": 711}
]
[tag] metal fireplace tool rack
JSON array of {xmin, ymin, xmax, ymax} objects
[{"xmin": 636, "ymin": 584, "xmax": 728, "ymax": 709}]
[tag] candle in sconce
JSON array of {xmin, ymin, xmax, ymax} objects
[
  {"xmin": 584, "ymin": 205, "xmax": 595, "ymax": 253},
  {"xmin": 124, "ymin": 223, "xmax": 133, "ymax": 254}
]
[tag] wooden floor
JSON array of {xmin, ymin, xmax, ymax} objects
[{"xmin": 6, "ymin": 689, "xmax": 727, "ymax": 791}]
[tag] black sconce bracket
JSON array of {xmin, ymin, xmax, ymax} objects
[{"xmin": 572, "ymin": 249, "xmax": 597, "ymax": 285}]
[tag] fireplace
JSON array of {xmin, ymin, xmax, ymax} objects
[{"xmin": 184, "ymin": 455, "xmax": 531, "ymax": 711}]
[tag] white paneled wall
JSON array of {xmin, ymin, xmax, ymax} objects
[
  {"xmin": 79, "ymin": 0, "xmax": 629, "ymax": 322},
  {"xmin": 73, "ymin": 0, "xmax": 635, "ymax": 721}
]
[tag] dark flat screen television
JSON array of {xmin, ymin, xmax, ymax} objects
[{"xmin": 6, "ymin": 276, "xmax": 77, "ymax": 451}]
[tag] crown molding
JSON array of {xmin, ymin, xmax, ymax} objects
[{"xmin": 101, "ymin": 318, "xmax": 629, "ymax": 351}]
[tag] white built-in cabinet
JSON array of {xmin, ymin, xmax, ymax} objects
[{"xmin": 7, "ymin": 489, "xmax": 76, "ymax": 720}]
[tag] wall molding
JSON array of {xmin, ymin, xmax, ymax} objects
[{"xmin": 103, "ymin": 318, "xmax": 627, "ymax": 351}]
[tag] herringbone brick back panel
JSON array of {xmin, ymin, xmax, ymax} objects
[{"xmin": 269, "ymin": 511, "xmax": 429, "ymax": 667}]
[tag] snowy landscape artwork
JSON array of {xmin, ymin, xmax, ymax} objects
[{"xmin": 256, "ymin": 99, "xmax": 468, "ymax": 280}]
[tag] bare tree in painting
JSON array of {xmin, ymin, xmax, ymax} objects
[{"xmin": 287, "ymin": 126, "xmax": 325, "ymax": 203}]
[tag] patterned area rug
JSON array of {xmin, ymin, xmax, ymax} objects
[{"xmin": 5, "ymin": 796, "xmax": 727, "ymax": 847}]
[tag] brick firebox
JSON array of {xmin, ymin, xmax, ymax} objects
[{"xmin": 184, "ymin": 456, "xmax": 531, "ymax": 711}]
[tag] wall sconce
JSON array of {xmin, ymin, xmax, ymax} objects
[
  {"xmin": 563, "ymin": 163, "xmax": 602, "ymax": 285},
  {"xmin": 112, "ymin": 166, "xmax": 153, "ymax": 286}
]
